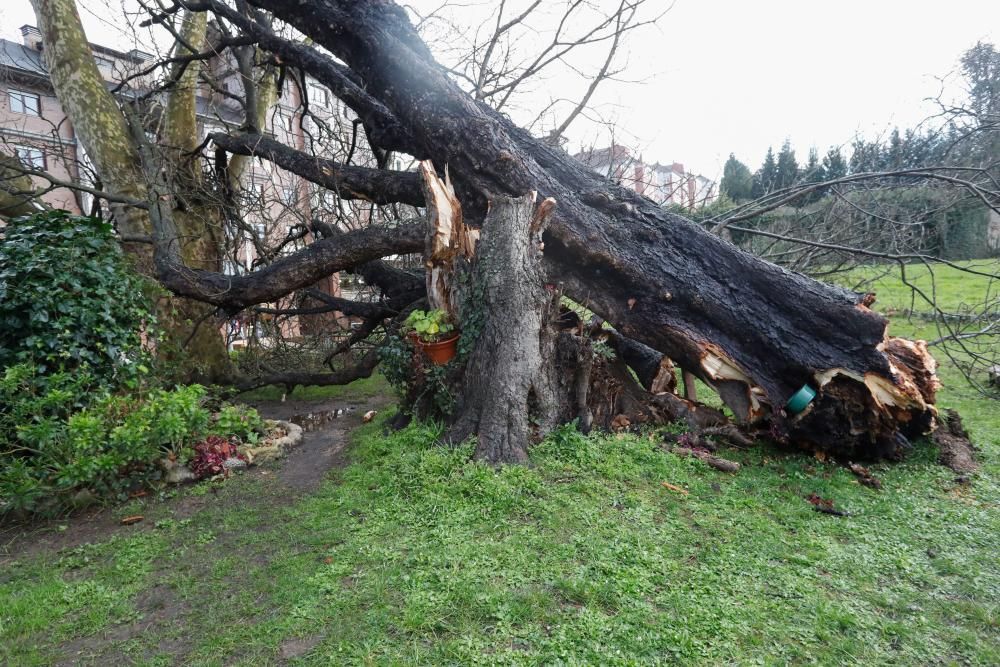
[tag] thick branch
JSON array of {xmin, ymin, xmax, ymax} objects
[
  {"xmin": 235, "ymin": 348, "xmax": 380, "ymax": 392},
  {"xmin": 211, "ymin": 131, "xmax": 423, "ymax": 205},
  {"xmin": 181, "ymin": 0, "xmax": 408, "ymax": 148},
  {"xmin": 156, "ymin": 220, "xmax": 424, "ymax": 309}
]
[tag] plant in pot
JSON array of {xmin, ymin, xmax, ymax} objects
[{"xmin": 403, "ymin": 309, "xmax": 459, "ymax": 365}]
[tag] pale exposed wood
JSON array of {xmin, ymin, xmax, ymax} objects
[
  {"xmin": 419, "ymin": 161, "xmax": 472, "ymax": 318},
  {"xmin": 682, "ymin": 369, "xmax": 698, "ymax": 402}
]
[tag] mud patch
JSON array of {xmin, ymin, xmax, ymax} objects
[
  {"xmin": 279, "ymin": 634, "xmax": 324, "ymax": 661},
  {"xmin": 55, "ymin": 583, "xmax": 190, "ymax": 666}
]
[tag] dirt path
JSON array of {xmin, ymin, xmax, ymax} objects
[
  {"xmin": 0, "ymin": 393, "xmax": 392, "ymax": 562},
  {"xmin": 251, "ymin": 392, "xmax": 393, "ymax": 493}
]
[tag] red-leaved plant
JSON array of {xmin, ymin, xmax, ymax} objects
[{"xmin": 190, "ymin": 435, "xmax": 247, "ymax": 479}]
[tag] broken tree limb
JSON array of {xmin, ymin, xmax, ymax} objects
[
  {"xmin": 419, "ymin": 161, "xmax": 476, "ymax": 318},
  {"xmin": 266, "ymin": 0, "xmax": 938, "ymax": 456},
  {"xmin": 674, "ymin": 447, "xmax": 741, "ymax": 474},
  {"xmin": 598, "ymin": 328, "xmax": 677, "ymax": 394},
  {"xmin": 154, "ymin": 219, "xmax": 424, "ymax": 309},
  {"xmin": 682, "ymin": 370, "xmax": 698, "ymax": 402},
  {"xmin": 932, "ymin": 409, "xmax": 978, "ymax": 473}
]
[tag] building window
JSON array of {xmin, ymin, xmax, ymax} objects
[
  {"xmin": 14, "ymin": 145, "xmax": 45, "ymax": 170},
  {"xmin": 317, "ymin": 189, "xmax": 337, "ymax": 208},
  {"xmin": 307, "ymin": 82, "xmax": 328, "ymax": 108},
  {"xmin": 276, "ymin": 111, "xmax": 294, "ymax": 133},
  {"xmin": 281, "ymin": 187, "xmax": 298, "ymax": 205},
  {"xmin": 9, "ymin": 89, "xmax": 41, "ymax": 116}
]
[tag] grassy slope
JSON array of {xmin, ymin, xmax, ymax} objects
[{"xmin": 1, "ymin": 267, "xmax": 998, "ymax": 666}]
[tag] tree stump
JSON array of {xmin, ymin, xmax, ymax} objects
[{"xmin": 446, "ymin": 193, "xmax": 559, "ymax": 463}]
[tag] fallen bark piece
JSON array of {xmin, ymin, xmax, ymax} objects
[
  {"xmin": 120, "ymin": 515, "xmax": 144, "ymax": 526},
  {"xmin": 806, "ymin": 493, "xmax": 849, "ymax": 517},
  {"xmin": 661, "ymin": 482, "xmax": 689, "ymax": 495},
  {"xmin": 933, "ymin": 409, "xmax": 978, "ymax": 473},
  {"xmin": 673, "ymin": 446, "xmax": 741, "ymax": 474},
  {"xmin": 848, "ymin": 463, "xmax": 882, "ymax": 489},
  {"xmin": 699, "ymin": 425, "xmax": 754, "ymax": 448}
]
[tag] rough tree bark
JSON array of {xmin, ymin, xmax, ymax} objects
[
  {"xmin": 414, "ymin": 165, "xmax": 730, "ymax": 461},
  {"xmin": 158, "ymin": 8, "xmax": 233, "ymax": 382},
  {"xmin": 445, "ymin": 192, "xmax": 559, "ymax": 463},
  {"xmin": 241, "ymin": 0, "xmax": 941, "ymax": 460},
  {"xmin": 30, "ymin": 0, "xmax": 233, "ymax": 382}
]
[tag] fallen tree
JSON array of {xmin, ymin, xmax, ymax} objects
[
  {"xmin": 30, "ymin": 0, "xmax": 960, "ymax": 464},
  {"xmin": 211, "ymin": 0, "xmax": 938, "ymax": 461}
]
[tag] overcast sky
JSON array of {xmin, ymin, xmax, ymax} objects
[{"xmin": 3, "ymin": 0, "xmax": 998, "ymax": 178}]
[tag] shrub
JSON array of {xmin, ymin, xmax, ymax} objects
[
  {"xmin": 0, "ymin": 369, "xmax": 264, "ymax": 518},
  {"xmin": 189, "ymin": 436, "xmax": 247, "ymax": 479},
  {"xmin": 0, "ymin": 210, "xmax": 154, "ymax": 391},
  {"xmin": 210, "ymin": 404, "xmax": 263, "ymax": 443}
]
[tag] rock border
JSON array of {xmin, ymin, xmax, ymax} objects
[
  {"xmin": 161, "ymin": 420, "xmax": 305, "ymax": 484},
  {"xmin": 239, "ymin": 419, "xmax": 304, "ymax": 464}
]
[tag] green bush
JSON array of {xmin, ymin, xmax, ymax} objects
[
  {"xmin": 0, "ymin": 210, "xmax": 154, "ymax": 390},
  {"xmin": 0, "ymin": 366, "xmax": 264, "ymax": 518},
  {"xmin": 210, "ymin": 404, "xmax": 263, "ymax": 444},
  {"xmin": 0, "ymin": 212, "xmax": 270, "ymax": 517}
]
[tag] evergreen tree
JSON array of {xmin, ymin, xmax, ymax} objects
[
  {"xmin": 958, "ymin": 41, "xmax": 1000, "ymax": 164},
  {"xmin": 800, "ymin": 147, "xmax": 826, "ymax": 204},
  {"xmin": 961, "ymin": 41, "xmax": 1000, "ymax": 119},
  {"xmin": 823, "ymin": 147, "xmax": 847, "ymax": 180},
  {"xmin": 752, "ymin": 146, "xmax": 777, "ymax": 197},
  {"xmin": 886, "ymin": 127, "xmax": 904, "ymax": 169},
  {"xmin": 848, "ymin": 138, "xmax": 881, "ymax": 174},
  {"xmin": 774, "ymin": 140, "xmax": 799, "ymax": 189},
  {"xmin": 720, "ymin": 153, "xmax": 753, "ymax": 201}
]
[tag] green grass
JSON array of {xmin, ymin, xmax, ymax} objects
[
  {"xmin": 237, "ymin": 373, "xmax": 390, "ymax": 402},
  {"xmin": 838, "ymin": 259, "xmax": 999, "ymax": 314},
  {"xmin": 2, "ymin": 270, "xmax": 999, "ymax": 665},
  {"xmin": 3, "ymin": 402, "xmax": 997, "ymax": 664}
]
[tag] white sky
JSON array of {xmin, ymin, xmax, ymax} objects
[{"xmin": 3, "ymin": 0, "xmax": 998, "ymax": 178}]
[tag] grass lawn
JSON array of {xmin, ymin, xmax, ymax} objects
[
  {"xmin": 236, "ymin": 373, "xmax": 390, "ymax": 402},
  {"xmin": 1, "ymin": 269, "xmax": 998, "ymax": 665},
  {"xmin": 839, "ymin": 259, "xmax": 999, "ymax": 314}
]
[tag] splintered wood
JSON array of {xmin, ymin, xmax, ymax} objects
[{"xmin": 419, "ymin": 161, "xmax": 476, "ymax": 319}]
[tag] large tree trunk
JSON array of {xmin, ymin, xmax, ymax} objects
[
  {"xmin": 247, "ymin": 0, "xmax": 940, "ymax": 460},
  {"xmin": 31, "ymin": 0, "xmax": 232, "ymax": 382},
  {"xmin": 445, "ymin": 193, "xmax": 558, "ymax": 463},
  {"xmin": 422, "ymin": 170, "xmax": 737, "ymax": 460}
]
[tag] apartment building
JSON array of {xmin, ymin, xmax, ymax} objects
[{"xmin": 574, "ymin": 144, "xmax": 717, "ymax": 209}]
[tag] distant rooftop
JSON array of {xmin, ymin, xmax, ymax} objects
[{"xmin": 0, "ymin": 39, "xmax": 46, "ymax": 78}]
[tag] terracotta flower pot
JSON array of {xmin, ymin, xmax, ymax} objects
[{"xmin": 413, "ymin": 333, "xmax": 460, "ymax": 365}]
